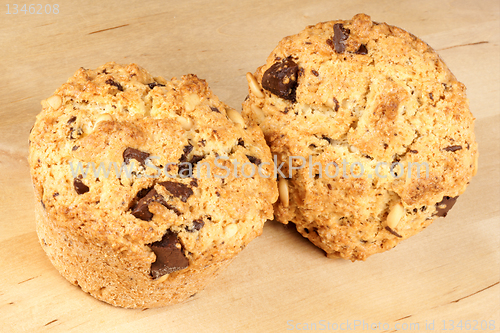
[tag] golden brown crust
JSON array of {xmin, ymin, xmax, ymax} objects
[
  {"xmin": 29, "ymin": 62, "xmax": 278, "ymax": 307},
  {"xmin": 242, "ymin": 14, "xmax": 478, "ymax": 261}
]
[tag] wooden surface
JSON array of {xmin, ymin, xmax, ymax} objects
[{"xmin": 1, "ymin": 1, "xmax": 499, "ymax": 332}]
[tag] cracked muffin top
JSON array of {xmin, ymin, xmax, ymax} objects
[
  {"xmin": 242, "ymin": 13, "xmax": 478, "ymax": 260},
  {"xmin": 29, "ymin": 62, "xmax": 278, "ymax": 307}
]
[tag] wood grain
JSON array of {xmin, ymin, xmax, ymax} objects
[{"xmin": 0, "ymin": 1, "xmax": 498, "ymax": 332}]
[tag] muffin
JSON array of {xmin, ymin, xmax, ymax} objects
[
  {"xmin": 242, "ymin": 14, "xmax": 478, "ymax": 260},
  {"xmin": 29, "ymin": 62, "xmax": 278, "ymax": 308}
]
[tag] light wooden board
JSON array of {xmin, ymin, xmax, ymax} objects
[{"xmin": 0, "ymin": 1, "xmax": 499, "ymax": 332}]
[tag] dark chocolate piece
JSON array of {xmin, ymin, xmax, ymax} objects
[
  {"xmin": 246, "ymin": 155, "xmax": 262, "ymax": 166},
  {"xmin": 435, "ymin": 196, "xmax": 458, "ymax": 217},
  {"xmin": 105, "ymin": 79, "xmax": 124, "ymax": 91},
  {"xmin": 179, "ymin": 144, "xmax": 193, "ymax": 163},
  {"xmin": 67, "ymin": 116, "xmax": 77, "ymax": 124},
  {"xmin": 186, "ymin": 218, "xmax": 205, "ymax": 232},
  {"xmin": 385, "ymin": 226, "xmax": 402, "ymax": 238},
  {"xmin": 131, "ymin": 189, "xmax": 167, "ymax": 221},
  {"xmin": 328, "ymin": 23, "xmax": 350, "ymax": 53},
  {"xmin": 311, "ymin": 69, "xmax": 319, "ymax": 77},
  {"xmin": 237, "ymin": 138, "xmax": 245, "ymax": 147},
  {"xmin": 321, "ymin": 136, "xmax": 332, "ymax": 144},
  {"xmin": 261, "ymin": 57, "xmax": 299, "ymax": 101},
  {"xmin": 190, "ymin": 155, "xmax": 204, "ymax": 165},
  {"xmin": 210, "ymin": 106, "xmax": 220, "ymax": 113},
  {"xmin": 147, "ymin": 82, "xmax": 165, "ymax": 89},
  {"xmin": 73, "ymin": 178, "xmax": 89, "ymax": 195},
  {"xmin": 443, "ymin": 145, "xmax": 462, "ymax": 152},
  {"xmin": 159, "ymin": 181, "xmax": 193, "ymax": 202},
  {"xmin": 409, "ymin": 149, "xmax": 419, "ymax": 154},
  {"xmin": 149, "ymin": 231, "xmax": 189, "ymax": 279},
  {"xmin": 355, "ymin": 44, "xmax": 368, "ymax": 55},
  {"xmin": 123, "ymin": 147, "xmax": 150, "ymax": 166},
  {"xmin": 332, "ymin": 97, "xmax": 339, "ymax": 111}
]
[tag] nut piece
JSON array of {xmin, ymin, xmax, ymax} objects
[
  {"xmin": 348, "ymin": 145, "xmax": 359, "ymax": 153},
  {"xmin": 387, "ymin": 202, "xmax": 404, "ymax": 229},
  {"xmin": 226, "ymin": 109, "xmax": 245, "ymax": 126},
  {"xmin": 251, "ymin": 105, "xmax": 265, "ymax": 121},
  {"xmin": 224, "ymin": 224, "xmax": 238, "ymax": 238},
  {"xmin": 246, "ymin": 72, "xmax": 265, "ymax": 98},
  {"xmin": 278, "ymin": 178, "xmax": 289, "ymax": 208},
  {"xmin": 46, "ymin": 95, "xmax": 62, "ymax": 110},
  {"xmin": 184, "ymin": 93, "xmax": 201, "ymax": 112},
  {"xmin": 178, "ymin": 116, "xmax": 194, "ymax": 130},
  {"xmin": 93, "ymin": 113, "xmax": 113, "ymax": 130}
]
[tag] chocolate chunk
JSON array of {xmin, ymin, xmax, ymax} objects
[
  {"xmin": 409, "ymin": 149, "xmax": 419, "ymax": 154},
  {"xmin": 178, "ymin": 145, "xmax": 205, "ymax": 176},
  {"xmin": 189, "ymin": 178, "xmax": 198, "ymax": 187},
  {"xmin": 67, "ymin": 116, "xmax": 77, "ymax": 124},
  {"xmin": 332, "ymin": 97, "xmax": 339, "ymax": 111},
  {"xmin": 311, "ymin": 69, "xmax": 319, "ymax": 77},
  {"xmin": 147, "ymin": 82, "xmax": 165, "ymax": 89},
  {"xmin": 159, "ymin": 181, "xmax": 193, "ymax": 202},
  {"xmin": 186, "ymin": 218, "xmax": 205, "ymax": 232},
  {"xmin": 355, "ymin": 44, "xmax": 368, "ymax": 55},
  {"xmin": 69, "ymin": 127, "xmax": 83, "ymax": 140},
  {"xmin": 149, "ymin": 231, "xmax": 189, "ymax": 279},
  {"xmin": 237, "ymin": 138, "xmax": 245, "ymax": 147},
  {"xmin": 123, "ymin": 147, "xmax": 150, "ymax": 166},
  {"xmin": 443, "ymin": 145, "xmax": 462, "ymax": 152},
  {"xmin": 435, "ymin": 196, "xmax": 458, "ymax": 217},
  {"xmin": 73, "ymin": 178, "xmax": 89, "ymax": 195},
  {"xmin": 321, "ymin": 136, "xmax": 332, "ymax": 144},
  {"xmin": 385, "ymin": 226, "xmax": 402, "ymax": 238},
  {"xmin": 429, "ymin": 93, "xmax": 434, "ymax": 101},
  {"xmin": 105, "ymin": 79, "xmax": 124, "ymax": 91},
  {"xmin": 246, "ymin": 155, "xmax": 262, "ymax": 165},
  {"xmin": 131, "ymin": 189, "xmax": 167, "ymax": 221},
  {"xmin": 72, "ymin": 145, "xmax": 79, "ymax": 151},
  {"xmin": 328, "ymin": 23, "xmax": 350, "ymax": 53},
  {"xmin": 179, "ymin": 144, "xmax": 193, "ymax": 163},
  {"xmin": 210, "ymin": 106, "xmax": 220, "ymax": 113},
  {"xmin": 261, "ymin": 57, "xmax": 299, "ymax": 102},
  {"xmin": 178, "ymin": 164, "xmax": 191, "ymax": 177},
  {"xmin": 190, "ymin": 155, "xmax": 204, "ymax": 165}
]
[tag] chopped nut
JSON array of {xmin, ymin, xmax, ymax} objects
[
  {"xmin": 387, "ymin": 202, "xmax": 404, "ymax": 229},
  {"xmin": 178, "ymin": 116, "xmax": 194, "ymax": 130},
  {"xmin": 93, "ymin": 113, "xmax": 113, "ymax": 130},
  {"xmin": 279, "ymin": 178, "xmax": 289, "ymax": 208},
  {"xmin": 46, "ymin": 95, "xmax": 62, "ymax": 110},
  {"xmin": 246, "ymin": 72, "xmax": 265, "ymax": 98},
  {"xmin": 224, "ymin": 224, "xmax": 238, "ymax": 238},
  {"xmin": 226, "ymin": 109, "xmax": 245, "ymax": 126}
]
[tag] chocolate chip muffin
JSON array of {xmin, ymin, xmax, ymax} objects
[
  {"xmin": 242, "ymin": 14, "xmax": 478, "ymax": 261},
  {"xmin": 29, "ymin": 62, "xmax": 278, "ymax": 308}
]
